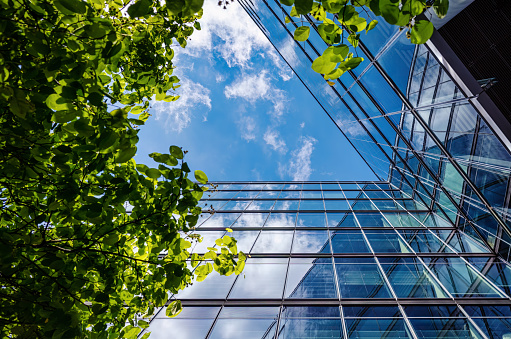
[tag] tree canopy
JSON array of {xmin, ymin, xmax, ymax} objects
[
  {"xmin": 0, "ymin": 0, "xmax": 244, "ymax": 337},
  {"xmin": 283, "ymin": 0, "xmax": 449, "ymax": 82}
]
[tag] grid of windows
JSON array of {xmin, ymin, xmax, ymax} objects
[
  {"xmin": 237, "ymin": 0, "xmax": 511, "ymax": 262},
  {"xmin": 142, "ymin": 183, "xmax": 511, "ymax": 338}
]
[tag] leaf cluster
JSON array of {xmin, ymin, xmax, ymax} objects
[
  {"xmin": 0, "ymin": 0, "xmax": 245, "ymax": 337},
  {"xmin": 282, "ymin": 0, "xmax": 449, "ymax": 81}
]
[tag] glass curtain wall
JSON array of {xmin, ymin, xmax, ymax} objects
[
  {"xmin": 238, "ymin": 0, "xmax": 511, "ymax": 261},
  {"xmin": 141, "ymin": 182, "xmax": 511, "ymax": 339}
]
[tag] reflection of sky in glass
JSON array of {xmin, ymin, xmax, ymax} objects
[{"xmin": 228, "ymin": 259, "xmax": 288, "ymax": 299}]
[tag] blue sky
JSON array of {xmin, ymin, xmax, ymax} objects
[{"xmin": 135, "ymin": 2, "xmax": 376, "ymax": 182}]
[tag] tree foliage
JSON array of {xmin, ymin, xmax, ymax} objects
[
  {"xmin": 284, "ymin": 0, "xmax": 449, "ymax": 81},
  {"xmin": 0, "ymin": 0, "xmax": 245, "ymax": 337}
]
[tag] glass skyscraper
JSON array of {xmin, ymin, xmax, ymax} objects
[{"xmin": 141, "ymin": 1, "xmax": 511, "ymax": 338}]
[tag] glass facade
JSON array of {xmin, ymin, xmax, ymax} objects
[
  {"xmin": 141, "ymin": 1, "xmax": 511, "ymax": 337},
  {"xmin": 237, "ymin": 0, "xmax": 511, "ymax": 261},
  {"xmin": 142, "ymin": 182, "xmax": 511, "ymax": 338}
]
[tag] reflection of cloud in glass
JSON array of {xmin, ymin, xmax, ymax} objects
[
  {"xmin": 252, "ymin": 231, "xmax": 293, "ymax": 253},
  {"xmin": 228, "ymin": 259, "xmax": 288, "ymax": 299},
  {"xmin": 176, "ymin": 271, "xmax": 236, "ymax": 299},
  {"xmin": 265, "ymin": 212, "xmax": 296, "ymax": 227},
  {"xmin": 292, "ymin": 231, "xmax": 329, "ymax": 253},
  {"xmin": 232, "ymin": 213, "xmax": 268, "ymax": 227},
  {"xmin": 200, "ymin": 213, "xmax": 240, "ymax": 228},
  {"xmin": 230, "ymin": 230, "xmax": 259, "ymax": 253}
]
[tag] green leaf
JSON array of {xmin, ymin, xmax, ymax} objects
[
  {"xmin": 166, "ymin": 300, "xmax": 182, "ymax": 318},
  {"xmin": 146, "ymin": 168, "xmax": 161, "ymax": 179},
  {"xmin": 379, "ymin": 0, "xmax": 400, "ymax": 25},
  {"xmin": 294, "ymin": 0, "xmax": 313, "ymax": 15},
  {"xmin": 123, "ymin": 326, "xmax": 141, "ymax": 339},
  {"xmin": 293, "ymin": 26, "xmax": 310, "ymax": 41},
  {"xmin": 342, "ymin": 56, "xmax": 364, "ymax": 69},
  {"xmin": 46, "ymin": 94, "xmax": 73, "ymax": 111},
  {"xmin": 322, "ymin": 0, "xmax": 347, "ymax": 13},
  {"xmin": 317, "ymin": 20, "xmax": 342, "ymax": 44},
  {"xmin": 54, "ymin": 0, "xmax": 86, "ymax": 14},
  {"xmin": 194, "ymin": 170, "xmax": 208, "ymax": 184},
  {"xmin": 235, "ymin": 260, "xmax": 245, "ymax": 275},
  {"xmin": 366, "ymin": 19, "xmax": 378, "ymax": 33},
  {"xmin": 433, "ymin": 0, "xmax": 449, "ymax": 19},
  {"xmin": 348, "ymin": 33, "xmax": 360, "ymax": 48},
  {"xmin": 323, "ymin": 45, "xmax": 349, "ymax": 63},
  {"xmin": 115, "ymin": 147, "xmax": 137, "ymax": 163},
  {"xmin": 103, "ymin": 234, "xmax": 119, "ymax": 246},
  {"xmin": 311, "ymin": 56, "xmax": 336, "ymax": 75},
  {"xmin": 128, "ymin": 0, "xmax": 151, "ymax": 18},
  {"xmin": 410, "ymin": 20, "xmax": 434, "ymax": 44},
  {"xmin": 169, "ymin": 145, "xmax": 184, "ymax": 159},
  {"xmin": 279, "ymin": 0, "xmax": 294, "ymax": 5}
]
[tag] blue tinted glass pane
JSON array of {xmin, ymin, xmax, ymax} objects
[
  {"xmin": 380, "ymin": 258, "xmax": 448, "ymax": 298},
  {"xmin": 343, "ymin": 306, "xmax": 401, "ymax": 318},
  {"xmin": 285, "ymin": 260, "xmax": 337, "ymax": 298},
  {"xmin": 228, "ymin": 259, "xmax": 288, "ymax": 299},
  {"xmin": 365, "ymin": 231, "xmax": 412, "ymax": 253},
  {"xmin": 346, "ymin": 318, "xmax": 412, "ymax": 339},
  {"xmin": 211, "ymin": 307, "xmax": 279, "ymax": 339},
  {"xmin": 252, "ymin": 231, "xmax": 293, "ymax": 253},
  {"xmin": 299, "ymin": 200, "xmax": 325, "ymax": 210},
  {"xmin": 355, "ymin": 212, "xmax": 387, "ymax": 227},
  {"xmin": 331, "ymin": 231, "xmax": 370, "ymax": 253},
  {"xmin": 428, "ymin": 257, "xmax": 504, "ymax": 298},
  {"xmin": 336, "ymin": 262, "xmax": 392, "ymax": 298},
  {"xmin": 265, "ymin": 212, "xmax": 296, "ymax": 227},
  {"xmin": 292, "ymin": 231, "xmax": 331, "ymax": 253},
  {"xmin": 329, "ymin": 213, "xmax": 359, "ymax": 227},
  {"xmin": 296, "ymin": 213, "xmax": 326, "ymax": 227},
  {"xmin": 231, "ymin": 213, "xmax": 268, "ymax": 227},
  {"xmin": 278, "ymin": 319, "xmax": 343, "ymax": 338},
  {"xmin": 409, "ymin": 318, "xmax": 483, "ymax": 339},
  {"xmin": 273, "ymin": 200, "xmax": 299, "ymax": 211},
  {"xmin": 399, "ymin": 230, "xmax": 452, "ymax": 253}
]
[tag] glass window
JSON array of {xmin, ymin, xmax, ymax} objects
[
  {"xmin": 273, "ymin": 200, "xmax": 299, "ymax": 211},
  {"xmin": 330, "ymin": 212, "xmax": 359, "ymax": 227},
  {"xmin": 331, "ymin": 231, "xmax": 370, "ymax": 253},
  {"xmin": 176, "ymin": 271, "xmax": 236, "ymax": 299},
  {"xmin": 146, "ymin": 307, "xmax": 219, "ymax": 339},
  {"xmin": 399, "ymin": 230, "xmax": 452, "ymax": 254},
  {"xmin": 278, "ymin": 307, "xmax": 343, "ymax": 338},
  {"xmin": 219, "ymin": 200, "xmax": 251, "ymax": 211},
  {"xmin": 355, "ymin": 212, "xmax": 387, "ymax": 227},
  {"xmin": 324, "ymin": 199, "xmax": 350, "ymax": 210},
  {"xmin": 229, "ymin": 230, "xmax": 259, "ymax": 254},
  {"xmin": 209, "ymin": 307, "xmax": 279, "ymax": 339},
  {"xmin": 265, "ymin": 212, "xmax": 296, "ymax": 227},
  {"xmin": 408, "ymin": 318, "xmax": 484, "ymax": 339},
  {"xmin": 296, "ymin": 213, "xmax": 326, "ymax": 227},
  {"xmin": 231, "ymin": 212, "xmax": 269, "ymax": 227},
  {"xmin": 200, "ymin": 213, "xmax": 240, "ymax": 228},
  {"xmin": 335, "ymin": 258, "xmax": 392, "ymax": 298},
  {"xmin": 364, "ymin": 230, "xmax": 412, "ymax": 253},
  {"xmin": 379, "ymin": 257, "xmax": 448, "ymax": 298},
  {"xmin": 292, "ymin": 230, "xmax": 331, "ymax": 253},
  {"xmin": 299, "ymin": 200, "xmax": 325, "ymax": 210},
  {"xmin": 228, "ymin": 259, "xmax": 288, "ymax": 299},
  {"xmin": 251, "ymin": 231, "xmax": 293, "ymax": 253},
  {"xmin": 426, "ymin": 257, "xmax": 505, "ymax": 298},
  {"xmin": 245, "ymin": 200, "xmax": 276, "ymax": 211},
  {"xmin": 285, "ymin": 258, "xmax": 337, "ymax": 298}
]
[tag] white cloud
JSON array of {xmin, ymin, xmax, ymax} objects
[
  {"xmin": 224, "ymin": 70, "xmax": 289, "ymax": 119},
  {"xmin": 237, "ymin": 115, "xmax": 257, "ymax": 142},
  {"xmin": 150, "ymin": 77, "xmax": 211, "ymax": 132},
  {"xmin": 263, "ymin": 128, "xmax": 287, "ymax": 154},
  {"xmin": 180, "ymin": 2, "xmax": 269, "ymax": 68},
  {"xmin": 300, "ymin": 122, "xmax": 305, "ymax": 128},
  {"xmin": 282, "ymin": 136, "xmax": 317, "ymax": 181}
]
